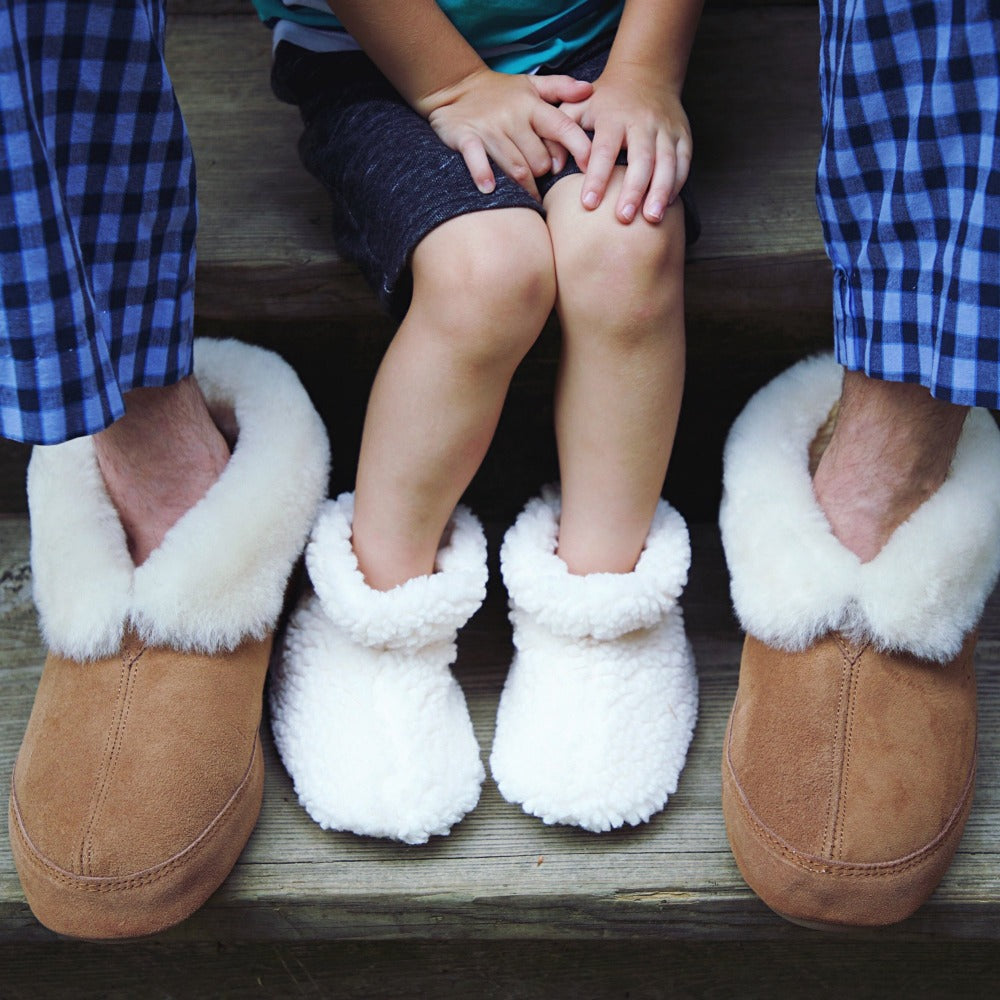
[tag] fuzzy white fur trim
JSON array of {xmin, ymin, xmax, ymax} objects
[
  {"xmin": 491, "ymin": 491, "xmax": 699, "ymax": 832},
  {"xmin": 306, "ymin": 494, "xmax": 488, "ymax": 649},
  {"xmin": 270, "ymin": 496, "xmax": 486, "ymax": 844},
  {"xmin": 719, "ymin": 353, "xmax": 1000, "ymax": 661},
  {"xmin": 28, "ymin": 338, "xmax": 330, "ymax": 660},
  {"xmin": 499, "ymin": 486, "xmax": 691, "ymax": 641}
]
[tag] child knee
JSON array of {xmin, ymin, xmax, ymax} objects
[
  {"xmin": 463, "ymin": 236, "xmax": 556, "ymax": 342},
  {"xmin": 556, "ymin": 209, "xmax": 686, "ymax": 346},
  {"xmin": 411, "ymin": 211, "xmax": 556, "ymax": 366}
]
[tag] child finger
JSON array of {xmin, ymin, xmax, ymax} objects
[
  {"xmin": 533, "ymin": 104, "xmax": 591, "ymax": 171},
  {"xmin": 615, "ymin": 143, "xmax": 655, "ymax": 223},
  {"xmin": 490, "ymin": 135, "xmax": 541, "ymax": 199},
  {"xmin": 670, "ymin": 136, "xmax": 693, "ymax": 205},
  {"xmin": 458, "ymin": 136, "xmax": 497, "ymax": 194},
  {"xmin": 544, "ymin": 138, "xmax": 567, "ymax": 175},
  {"xmin": 514, "ymin": 127, "xmax": 556, "ymax": 178},
  {"xmin": 556, "ymin": 99, "xmax": 587, "ymax": 125},
  {"xmin": 643, "ymin": 144, "xmax": 678, "ymax": 223},
  {"xmin": 531, "ymin": 73, "xmax": 593, "ymax": 105},
  {"xmin": 580, "ymin": 126, "xmax": 625, "ymax": 209}
]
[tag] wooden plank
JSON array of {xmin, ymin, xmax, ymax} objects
[
  {"xmin": 2, "ymin": 517, "xmax": 999, "ymax": 944},
  {"xmin": 165, "ymin": 18, "xmax": 348, "ymax": 321},
  {"xmin": 1, "ymin": 939, "xmax": 999, "ymax": 999},
  {"xmin": 165, "ymin": 8, "xmax": 828, "ymax": 323},
  {"xmin": 685, "ymin": 8, "xmax": 825, "ymax": 265}
]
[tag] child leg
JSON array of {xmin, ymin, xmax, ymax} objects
[
  {"xmin": 544, "ymin": 169, "xmax": 687, "ymax": 574},
  {"xmin": 490, "ymin": 173, "xmax": 697, "ymax": 831},
  {"xmin": 351, "ymin": 206, "xmax": 556, "ymax": 590},
  {"xmin": 273, "ymin": 207, "xmax": 556, "ymax": 843}
]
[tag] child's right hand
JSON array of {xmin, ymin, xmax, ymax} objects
[{"xmin": 419, "ymin": 69, "xmax": 593, "ymax": 199}]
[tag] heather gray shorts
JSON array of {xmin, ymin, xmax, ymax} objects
[{"xmin": 272, "ymin": 39, "xmax": 700, "ymax": 319}]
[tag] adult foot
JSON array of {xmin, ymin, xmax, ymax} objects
[
  {"xmin": 811, "ymin": 370, "xmax": 968, "ymax": 561},
  {"xmin": 719, "ymin": 355, "xmax": 1000, "ymax": 928},
  {"xmin": 93, "ymin": 376, "xmax": 231, "ymax": 565}
]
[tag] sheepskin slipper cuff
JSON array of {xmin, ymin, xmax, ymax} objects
[
  {"xmin": 28, "ymin": 337, "xmax": 331, "ymax": 661},
  {"xmin": 490, "ymin": 489, "xmax": 699, "ymax": 833},
  {"xmin": 270, "ymin": 494, "xmax": 487, "ymax": 845},
  {"xmin": 719, "ymin": 353, "xmax": 1000, "ymax": 662}
]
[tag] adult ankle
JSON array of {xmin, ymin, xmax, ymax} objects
[
  {"xmin": 811, "ymin": 372, "xmax": 967, "ymax": 562},
  {"xmin": 94, "ymin": 376, "xmax": 230, "ymax": 565}
]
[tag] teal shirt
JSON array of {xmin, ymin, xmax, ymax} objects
[{"xmin": 252, "ymin": 1, "xmax": 624, "ymax": 74}]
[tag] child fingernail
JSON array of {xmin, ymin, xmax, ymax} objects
[
  {"xmin": 648, "ymin": 202, "xmax": 664, "ymax": 220},
  {"xmin": 621, "ymin": 203, "xmax": 636, "ymax": 221},
  {"xmin": 583, "ymin": 191, "xmax": 598, "ymax": 209}
]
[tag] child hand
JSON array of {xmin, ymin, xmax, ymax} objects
[
  {"xmin": 423, "ymin": 70, "xmax": 593, "ymax": 199},
  {"xmin": 561, "ymin": 66, "xmax": 692, "ymax": 224}
]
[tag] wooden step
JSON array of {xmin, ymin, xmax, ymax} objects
[
  {"xmin": 3, "ymin": 937, "xmax": 1000, "ymax": 997},
  {"xmin": 2, "ymin": 515, "xmax": 999, "ymax": 955}
]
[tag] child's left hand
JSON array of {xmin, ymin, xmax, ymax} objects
[{"xmin": 559, "ymin": 65, "xmax": 692, "ymax": 224}]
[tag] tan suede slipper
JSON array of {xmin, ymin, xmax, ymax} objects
[
  {"xmin": 718, "ymin": 354, "xmax": 1000, "ymax": 927},
  {"xmin": 9, "ymin": 338, "xmax": 329, "ymax": 939}
]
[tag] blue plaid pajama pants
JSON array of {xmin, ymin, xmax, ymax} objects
[
  {"xmin": 0, "ymin": 0, "xmax": 195, "ymax": 444},
  {"xmin": 817, "ymin": 0, "xmax": 1000, "ymax": 407}
]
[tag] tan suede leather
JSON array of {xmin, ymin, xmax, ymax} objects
[
  {"xmin": 722, "ymin": 632, "xmax": 977, "ymax": 927},
  {"xmin": 9, "ymin": 633, "xmax": 271, "ymax": 939}
]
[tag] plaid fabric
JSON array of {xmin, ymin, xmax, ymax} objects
[
  {"xmin": 816, "ymin": 0, "xmax": 1000, "ymax": 408},
  {"xmin": 0, "ymin": 0, "xmax": 196, "ymax": 444}
]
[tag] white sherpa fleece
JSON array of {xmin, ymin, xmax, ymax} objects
[
  {"xmin": 490, "ymin": 489, "xmax": 699, "ymax": 832},
  {"xmin": 307, "ymin": 494, "xmax": 488, "ymax": 650},
  {"xmin": 270, "ymin": 494, "xmax": 486, "ymax": 844},
  {"xmin": 499, "ymin": 486, "xmax": 691, "ymax": 640},
  {"xmin": 28, "ymin": 337, "xmax": 330, "ymax": 661},
  {"xmin": 719, "ymin": 353, "xmax": 1000, "ymax": 661}
]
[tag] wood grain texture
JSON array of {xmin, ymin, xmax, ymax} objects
[
  {"xmin": 2, "ymin": 518, "xmax": 998, "ymax": 945},
  {"xmin": 1, "ymin": 939, "xmax": 998, "ymax": 999}
]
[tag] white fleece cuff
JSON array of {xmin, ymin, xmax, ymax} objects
[
  {"xmin": 719, "ymin": 353, "xmax": 1000, "ymax": 661},
  {"xmin": 499, "ymin": 485, "xmax": 691, "ymax": 640},
  {"xmin": 306, "ymin": 494, "xmax": 487, "ymax": 649},
  {"xmin": 28, "ymin": 337, "xmax": 330, "ymax": 660}
]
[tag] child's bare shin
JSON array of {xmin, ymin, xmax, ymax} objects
[
  {"xmin": 546, "ymin": 175, "xmax": 687, "ymax": 574},
  {"xmin": 351, "ymin": 210, "xmax": 554, "ymax": 590}
]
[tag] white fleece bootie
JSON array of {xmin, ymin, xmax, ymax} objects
[
  {"xmin": 490, "ymin": 488, "xmax": 699, "ymax": 832},
  {"xmin": 270, "ymin": 494, "xmax": 487, "ymax": 844}
]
